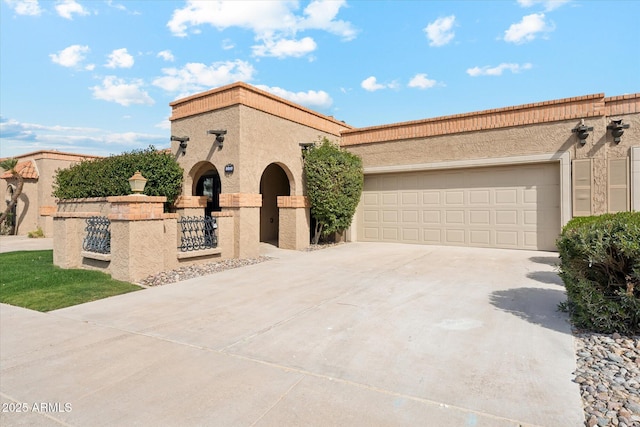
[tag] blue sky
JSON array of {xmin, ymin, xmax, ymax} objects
[{"xmin": 1, "ymin": 0, "xmax": 639, "ymax": 158}]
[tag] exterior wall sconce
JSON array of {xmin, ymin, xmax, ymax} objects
[
  {"xmin": 224, "ymin": 163, "xmax": 234, "ymax": 174},
  {"xmin": 572, "ymin": 119, "xmax": 593, "ymax": 146},
  {"xmin": 607, "ymin": 119, "xmax": 630, "ymax": 144},
  {"xmin": 128, "ymin": 171, "xmax": 147, "ymax": 194},
  {"xmin": 207, "ymin": 130, "xmax": 227, "ymax": 148},
  {"xmin": 171, "ymin": 136, "xmax": 189, "ymax": 154},
  {"xmin": 299, "ymin": 142, "xmax": 315, "ymax": 157}
]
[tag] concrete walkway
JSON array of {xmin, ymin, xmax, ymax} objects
[
  {"xmin": 0, "ymin": 243, "xmax": 583, "ymax": 426},
  {"xmin": 0, "ymin": 235, "xmax": 53, "ymax": 253}
]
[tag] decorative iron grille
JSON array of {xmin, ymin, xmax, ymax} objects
[
  {"xmin": 83, "ymin": 216, "xmax": 111, "ymax": 254},
  {"xmin": 178, "ymin": 216, "xmax": 218, "ymax": 252}
]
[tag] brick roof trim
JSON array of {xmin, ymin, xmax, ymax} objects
[
  {"xmin": 339, "ymin": 93, "xmax": 616, "ymax": 147},
  {"xmin": 169, "ymin": 82, "xmax": 352, "ymax": 136},
  {"xmin": 0, "ymin": 149, "xmax": 102, "ymax": 163}
]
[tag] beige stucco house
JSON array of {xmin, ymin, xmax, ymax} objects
[
  {"xmin": 170, "ymin": 83, "xmax": 639, "ymax": 254},
  {"xmin": 6, "ymin": 83, "xmax": 639, "ymax": 260},
  {"xmin": 0, "ymin": 150, "xmax": 100, "ymax": 236}
]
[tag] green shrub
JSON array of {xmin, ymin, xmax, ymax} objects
[
  {"xmin": 303, "ymin": 137, "xmax": 364, "ymax": 244},
  {"xmin": 556, "ymin": 212, "xmax": 640, "ymax": 334},
  {"xmin": 53, "ymin": 147, "xmax": 183, "ymax": 206},
  {"xmin": 27, "ymin": 227, "xmax": 44, "ymax": 238}
]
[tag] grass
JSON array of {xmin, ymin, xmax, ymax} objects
[{"xmin": 0, "ymin": 250, "xmax": 141, "ymax": 312}]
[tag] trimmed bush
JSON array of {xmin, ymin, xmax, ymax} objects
[
  {"xmin": 556, "ymin": 212, "xmax": 640, "ymax": 334},
  {"xmin": 53, "ymin": 147, "xmax": 183, "ymax": 205},
  {"xmin": 303, "ymin": 137, "xmax": 364, "ymax": 244}
]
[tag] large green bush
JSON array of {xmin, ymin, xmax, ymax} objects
[
  {"xmin": 53, "ymin": 147, "xmax": 183, "ymax": 205},
  {"xmin": 303, "ymin": 138, "xmax": 364, "ymax": 244},
  {"xmin": 557, "ymin": 212, "xmax": 640, "ymax": 334}
]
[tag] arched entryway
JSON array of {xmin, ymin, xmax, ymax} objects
[
  {"xmin": 260, "ymin": 163, "xmax": 291, "ymax": 244},
  {"xmin": 193, "ymin": 168, "xmax": 221, "ymax": 216}
]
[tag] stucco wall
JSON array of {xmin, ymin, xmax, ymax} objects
[{"xmin": 345, "ymin": 113, "xmax": 639, "ymax": 216}]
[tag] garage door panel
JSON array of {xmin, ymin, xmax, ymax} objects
[
  {"xmin": 382, "ymin": 193, "xmax": 398, "ymax": 205},
  {"xmin": 496, "ymin": 231, "xmax": 519, "ymax": 247},
  {"xmin": 445, "ymin": 210, "xmax": 465, "ymax": 224},
  {"xmin": 495, "ymin": 189, "xmax": 518, "ymax": 204},
  {"xmin": 401, "ymin": 192, "xmax": 419, "ymax": 205},
  {"xmin": 358, "ymin": 163, "xmax": 560, "ymax": 250},
  {"xmin": 402, "ymin": 210, "xmax": 419, "ymax": 223},
  {"xmin": 445, "ymin": 229, "xmax": 465, "ymax": 244},
  {"xmin": 445, "ymin": 191, "xmax": 464, "ymax": 205},
  {"xmin": 423, "ymin": 229, "xmax": 442, "ymax": 243},
  {"xmin": 363, "ymin": 193, "xmax": 379, "ymax": 205},
  {"xmin": 495, "ymin": 210, "xmax": 518, "ymax": 225},
  {"xmin": 423, "ymin": 210, "xmax": 441, "ymax": 224},
  {"xmin": 363, "ymin": 210, "xmax": 379, "ymax": 223},
  {"xmin": 469, "ymin": 190, "xmax": 491, "ymax": 205},
  {"xmin": 469, "ymin": 210, "xmax": 490, "ymax": 225},
  {"xmin": 382, "ymin": 228, "xmax": 398, "ymax": 240},
  {"xmin": 382, "ymin": 210, "xmax": 398, "ymax": 223},
  {"xmin": 422, "ymin": 191, "xmax": 441, "ymax": 204},
  {"xmin": 470, "ymin": 230, "xmax": 491, "ymax": 245}
]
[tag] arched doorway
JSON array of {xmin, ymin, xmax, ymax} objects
[
  {"xmin": 194, "ymin": 169, "xmax": 221, "ymax": 216},
  {"xmin": 260, "ymin": 163, "xmax": 291, "ymax": 244}
]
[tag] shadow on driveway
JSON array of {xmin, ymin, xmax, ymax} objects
[{"xmin": 489, "ymin": 287, "xmax": 570, "ymax": 334}]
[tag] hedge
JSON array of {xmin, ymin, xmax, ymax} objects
[
  {"xmin": 53, "ymin": 147, "xmax": 183, "ymax": 205},
  {"xmin": 556, "ymin": 212, "xmax": 640, "ymax": 334}
]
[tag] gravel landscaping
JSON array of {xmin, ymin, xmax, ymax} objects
[{"xmin": 574, "ymin": 332, "xmax": 640, "ymax": 427}]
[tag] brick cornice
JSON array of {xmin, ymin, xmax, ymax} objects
[
  {"xmin": 340, "ymin": 93, "xmax": 608, "ymax": 146},
  {"xmin": 219, "ymin": 193, "xmax": 262, "ymax": 208},
  {"xmin": 277, "ymin": 196, "xmax": 310, "ymax": 208},
  {"xmin": 169, "ymin": 82, "xmax": 352, "ymax": 136}
]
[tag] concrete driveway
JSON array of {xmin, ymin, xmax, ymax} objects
[{"xmin": 0, "ymin": 243, "xmax": 583, "ymax": 426}]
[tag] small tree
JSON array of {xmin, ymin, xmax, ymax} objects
[
  {"xmin": 0, "ymin": 158, "xmax": 24, "ymax": 227},
  {"xmin": 303, "ymin": 138, "xmax": 364, "ymax": 244}
]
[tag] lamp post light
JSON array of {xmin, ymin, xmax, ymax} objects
[{"xmin": 128, "ymin": 171, "xmax": 147, "ymax": 194}]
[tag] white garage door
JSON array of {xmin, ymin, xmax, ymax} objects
[{"xmin": 357, "ymin": 163, "xmax": 560, "ymax": 251}]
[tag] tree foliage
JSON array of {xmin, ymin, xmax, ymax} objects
[
  {"xmin": 556, "ymin": 212, "xmax": 640, "ymax": 334},
  {"xmin": 53, "ymin": 147, "xmax": 183, "ymax": 205},
  {"xmin": 303, "ymin": 138, "xmax": 364, "ymax": 244}
]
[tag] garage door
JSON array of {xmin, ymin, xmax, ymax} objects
[{"xmin": 357, "ymin": 163, "xmax": 560, "ymax": 251}]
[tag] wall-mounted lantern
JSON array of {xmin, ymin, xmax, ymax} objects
[
  {"xmin": 224, "ymin": 163, "xmax": 234, "ymax": 174},
  {"xmin": 299, "ymin": 142, "xmax": 315, "ymax": 158},
  {"xmin": 128, "ymin": 171, "xmax": 147, "ymax": 194},
  {"xmin": 207, "ymin": 130, "xmax": 227, "ymax": 149},
  {"xmin": 607, "ymin": 119, "xmax": 630, "ymax": 144},
  {"xmin": 170, "ymin": 136, "xmax": 189, "ymax": 154},
  {"xmin": 572, "ymin": 119, "xmax": 593, "ymax": 146}
]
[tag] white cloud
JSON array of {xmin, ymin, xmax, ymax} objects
[
  {"xmin": 4, "ymin": 0, "xmax": 42, "ymax": 15},
  {"xmin": 408, "ymin": 73, "xmax": 437, "ymax": 89},
  {"xmin": 222, "ymin": 39, "xmax": 235, "ymax": 50},
  {"xmin": 55, "ymin": 0, "xmax": 89, "ymax": 20},
  {"xmin": 517, "ymin": 0, "xmax": 570, "ymax": 11},
  {"xmin": 255, "ymin": 85, "xmax": 333, "ymax": 109},
  {"xmin": 152, "ymin": 60, "xmax": 255, "ymax": 97},
  {"xmin": 424, "ymin": 15, "xmax": 455, "ymax": 47},
  {"xmin": 361, "ymin": 76, "xmax": 398, "ymax": 92},
  {"xmin": 50, "ymin": 44, "xmax": 90, "ymax": 68},
  {"xmin": 167, "ymin": 0, "xmax": 356, "ymax": 58},
  {"xmin": 466, "ymin": 62, "xmax": 533, "ymax": 77},
  {"xmin": 504, "ymin": 13, "xmax": 553, "ymax": 44},
  {"xmin": 157, "ymin": 50, "xmax": 175, "ymax": 62},
  {"xmin": 105, "ymin": 48, "xmax": 134, "ymax": 68},
  {"xmin": 85, "ymin": 63, "xmax": 95, "ymax": 71},
  {"xmin": 252, "ymin": 36, "xmax": 317, "ymax": 58},
  {"xmin": 91, "ymin": 76, "xmax": 154, "ymax": 106},
  {"xmin": 0, "ymin": 116, "xmax": 166, "ymax": 157}
]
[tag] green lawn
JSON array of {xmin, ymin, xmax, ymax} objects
[{"xmin": 0, "ymin": 250, "xmax": 141, "ymax": 312}]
